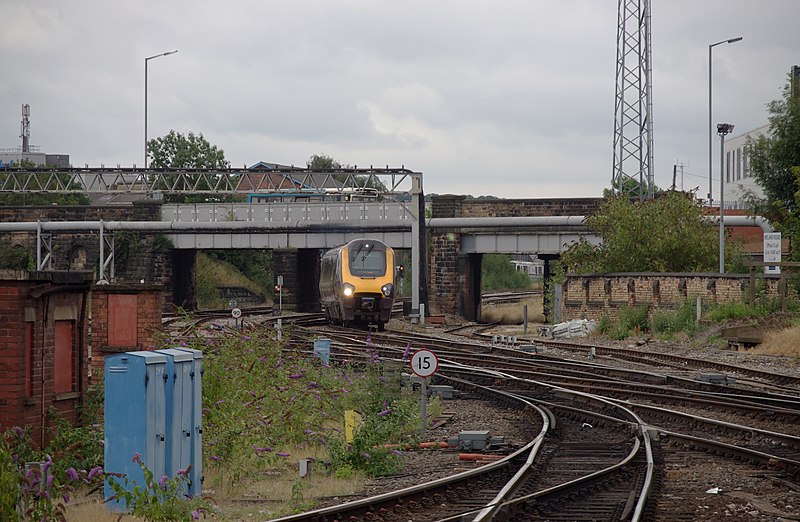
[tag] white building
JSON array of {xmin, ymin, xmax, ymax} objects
[{"xmin": 721, "ymin": 125, "xmax": 769, "ymax": 209}]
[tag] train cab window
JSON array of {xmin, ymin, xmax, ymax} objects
[{"xmin": 349, "ymin": 242, "xmax": 386, "ymax": 277}]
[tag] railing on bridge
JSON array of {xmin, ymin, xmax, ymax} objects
[{"xmin": 0, "ymin": 167, "xmax": 422, "ymax": 196}]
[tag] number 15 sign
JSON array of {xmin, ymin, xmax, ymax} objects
[{"xmin": 410, "ymin": 349, "xmax": 438, "ymax": 378}]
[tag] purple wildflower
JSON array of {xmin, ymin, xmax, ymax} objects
[
  {"xmin": 362, "ymin": 451, "xmax": 371, "ymax": 460},
  {"xmin": 277, "ymin": 452, "xmax": 290, "ymax": 458},
  {"xmin": 131, "ymin": 452, "xmax": 142, "ymax": 463},
  {"xmin": 178, "ymin": 468, "xmax": 189, "ymax": 477},
  {"xmin": 289, "ymin": 373, "xmax": 302, "ymax": 379},
  {"xmin": 192, "ymin": 510, "xmax": 200, "ymax": 520},
  {"xmin": 215, "ymin": 400, "xmax": 225, "ymax": 405},
  {"xmin": 377, "ymin": 409, "xmax": 391, "ymax": 417},
  {"xmin": 180, "ymin": 341, "xmax": 188, "ymax": 347},
  {"xmin": 402, "ymin": 343, "xmax": 412, "ymax": 361},
  {"xmin": 66, "ymin": 468, "xmax": 79, "ymax": 481},
  {"xmin": 242, "ymin": 336, "xmax": 251, "ymax": 341},
  {"xmin": 63, "ymin": 493, "xmax": 70, "ymax": 504},
  {"xmin": 159, "ymin": 475, "xmax": 169, "ymax": 490},
  {"xmin": 210, "ymin": 456, "xmax": 221, "ymax": 461},
  {"xmin": 87, "ymin": 466, "xmax": 103, "ymax": 480},
  {"xmin": 46, "ymin": 473, "xmax": 54, "ymax": 489},
  {"xmin": 249, "ymin": 390, "xmax": 256, "ymax": 397},
  {"xmin": 303, "ymin": 429, "xmax": 315, "ymax": 435},
  {"xmin": 392, "ymin": 450, "xmax": 403, "ymax": 456},
  {"xmin": 13, "ymin": 426, "xmax": 24, "ymax": 438},
  {"xmin": 307, "ymin": 381, "xmax": 319, "ymax": 389}
]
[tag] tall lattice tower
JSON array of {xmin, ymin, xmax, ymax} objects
[{"xmin": 612, "ymin": 0, "xmax": 654, "ymax": 199}]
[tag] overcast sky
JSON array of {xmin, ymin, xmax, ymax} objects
[{"xmin": 1, "ymin": 1, "xmax": 797, "ymax": 199}]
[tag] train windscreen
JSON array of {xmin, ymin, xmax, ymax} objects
[{"xmin": 349, "ymin": 242, "xmax": 386, "ymax": 277}]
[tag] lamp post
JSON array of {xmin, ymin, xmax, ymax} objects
[
  {"xmin": 145, "ymin": 50, "xmax": 178, "ymax": 169},
  {"xmin": 718, "ymin": 122, "xmax": 734, "ymax": 273},
  {"xmin": 708, "ymin": 37, "xmax": 742, "ymax": 205}
]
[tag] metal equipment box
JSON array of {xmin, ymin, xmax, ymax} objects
[
  {"xmin": 173, "ymin": 347, "xmax": 204, "ymax": 496},
  {"xmin": 104, "ymin": 351, "xmax": 167, "ymax": 510},
  {"xmin": 157, "ymin": 349, "xmax": 194, "ymax": 491}
]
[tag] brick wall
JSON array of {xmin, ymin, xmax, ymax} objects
[
  {"xmin": 427, "ymin": 231, "xmax": 464, "ymax": 316},
  {"xmin": 0, "ymin": 270, "xmax": 92, "ymax": 447},
  {"xmin": 90, "ymin": 284, "xmax": 163, "ymax": 377},
  {"xmin": 562, "ymin": 273, "xmax": 785, "ymax": 321}
]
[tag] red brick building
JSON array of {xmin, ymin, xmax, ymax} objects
[
  {"xmin": 0, "ymin": 270, "xmax": 92, "ymax": 447},
  {"xmin": 0, "ymin": 272, "xmax": 164, "ymax": 447}
]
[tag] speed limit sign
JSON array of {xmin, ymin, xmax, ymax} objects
[
  {"xmin": 410, "ymin": 349, "xmax": 438, "ymax": 378},
  {"xmin": 231, "ymin": 307, "xmax": 242, "ymax": 319}
]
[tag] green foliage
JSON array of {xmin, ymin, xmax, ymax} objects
[
  {"xmin": 0, "ymin": 243, "xmax": 32, "ymax": 269},
  {"xmin": 307, "ymin": 154, "xmax": 342, "ymax": 170},
  {"xmin": 650, "ymin": 300, "xmax": 701, "ymax": 338},
  {"xmin": 327, "ymin": 392, "xmax": 418, "ymax": 477},
  {"xmin": 198, "ymin": 330, "xmax": 352, "ymax": 487},
  {"xmin": 482, "ymin": 254, "xmax": 533, "ymax": 291},
  {"xmin": 600, "ymin": 305, "xmax": 650, "ymax": 340},
  {"xmin": 0, "ymin": 427, "xmax": 103, "ymax": 522},
  {"xmin": 107, "ymin": 454, "xmax": 213, "ymax": 521},
  {"xmin": 0, "ymin": 431, "xmax": 20, "ymax": 521},
  {"xmin": 44, "ymin": 407, "xmax": 103, "ymax": 479},
  {"xmin": 205, "ymin": 250, "xmax": 273, "ymax": 298},
  {"xmin": 148, "ymin": 130, "xmax": 236, "ymax": 203},
  {"xmin": 561, "ymin": 192, "xmax": 743, "ymax": 273},
  {"xmin": 747, "ymin": 72, "xmax": 800, "ymax": 260}
]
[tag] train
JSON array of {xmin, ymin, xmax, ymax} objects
[{"xmin": 319, "ymin": 238, "xmax": 396, "ymax": 331}]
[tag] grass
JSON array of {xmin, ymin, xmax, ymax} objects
[
  {"xmin": 751, "ymin": 325, "xmax": 800, "ymax": 357},
  {"xmin": 195, "ymin": 253, "xmax": 265, "ymax": 309},
  {"xmin": 481, "ymin": 296, "xmax": 544, "ymax": 324}
]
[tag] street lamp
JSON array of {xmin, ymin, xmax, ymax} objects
[
  {"xmin": 718, "ymin": 122, "xmax": 735, "ymax": 273},
  {"xmin": 145, "ymin": 50, "xmax": 178, "ymax": 169},
  {"xmin": 708, "ymin": 37, "xmax": 742, "ymax": 205}
]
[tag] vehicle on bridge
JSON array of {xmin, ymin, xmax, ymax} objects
[
  {"xmin": 319, "ymin": 238, "xmax": 395, "ymax": 331},
  {"xmin": 247, "ymin": 187, "xmax": 379, "ymax": 203}
]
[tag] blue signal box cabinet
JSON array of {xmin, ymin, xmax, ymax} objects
[
  {"xmin": 173, "ymin": 347, "xmax": 203, "ymax": 496},
  {"xmin": 104, "ymin": 351, "xmax": 167, "ymax": 510},
  {"xmin": 157, "ymin": 349, "xmax": 194, "ymax": 492}
]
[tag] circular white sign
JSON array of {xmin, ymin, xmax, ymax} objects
[
  {"xmin": 231, "ymin": 307, "xmax": 242, "ymax": 319},
  {"xmin": 229, "ymin": 299, "xmax": 238, "ymax": 308},
  {"xmin": 410, "ymin": 349, "xmax": 438, "ymax": 378}
]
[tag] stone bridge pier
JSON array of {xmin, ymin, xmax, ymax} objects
[{"xmin": 427, "ymin": 194, "xmax": 602, "ymax": 321}]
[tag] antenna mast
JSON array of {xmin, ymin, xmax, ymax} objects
[{"xmin": 20, "ymin": 104, "xmax": 30, "ymax": 153}]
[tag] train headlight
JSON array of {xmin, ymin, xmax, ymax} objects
[
  {"xmin": 381, "ymin": 283, "xmax": 394, "ymax": 297},
  {"xmin": 343, "ymin": 283, "xmax": 355, "ymax": 297}
]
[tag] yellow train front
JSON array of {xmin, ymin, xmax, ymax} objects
[{"xmin": 319, "ymin": 239, "xmax": 396, "ymax": 331}]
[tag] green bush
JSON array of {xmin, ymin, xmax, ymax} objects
[
  {"xmin": 482, "ymin": 254, "xmax": 532, "ymax": 291},
  {"xmin": 107, "ymin": 454, "xmax": 213, "ymax": 520},
  {"xmin": 651, "ymin": 300, "xmax": 701, "ymax": 338}
]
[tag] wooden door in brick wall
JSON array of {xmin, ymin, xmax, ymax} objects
[
  {"xmin": 54, "ymin": 320, "xmax": 74, "ymax": 394},
  {"xmin": 109, "ymin": 294, "xmax": 138, "ymax": 347}
]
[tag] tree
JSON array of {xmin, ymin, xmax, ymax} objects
[
  {"xmin": 148, "ymin": 130, "xmax": 236, "ymax": 203},
  {"xmin": 306, "ymin": 154, "xmax": 342, "ymax": 170},
  {"xmin": 148, "ymin": 130, "xmax": 228, "ymax": 169},
  {"xmin": 747, "ymin": 72, "xmax": 800, "ymax": 258},
  {"xmin": 560, "ymin": 192, "xmax": 743, "ymax": 273}
]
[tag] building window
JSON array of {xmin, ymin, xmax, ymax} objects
[
  {"xmin": 726, "ymin": 151, "xmax": 731, "ymax": 182},
  {"xmin": 25, "ymin": 322, "xmax": 33, "ymax": 397},
  {"xmin": 743, "ymin": 149, "xmax": 748, "ymax": 178},
  {"xmin": 736, "ymin": 148, "xmax": 742, "ymax": 180},
  {"xmin": 54, "ymin": 320, "xmax": 74, "ymax": 394}
]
